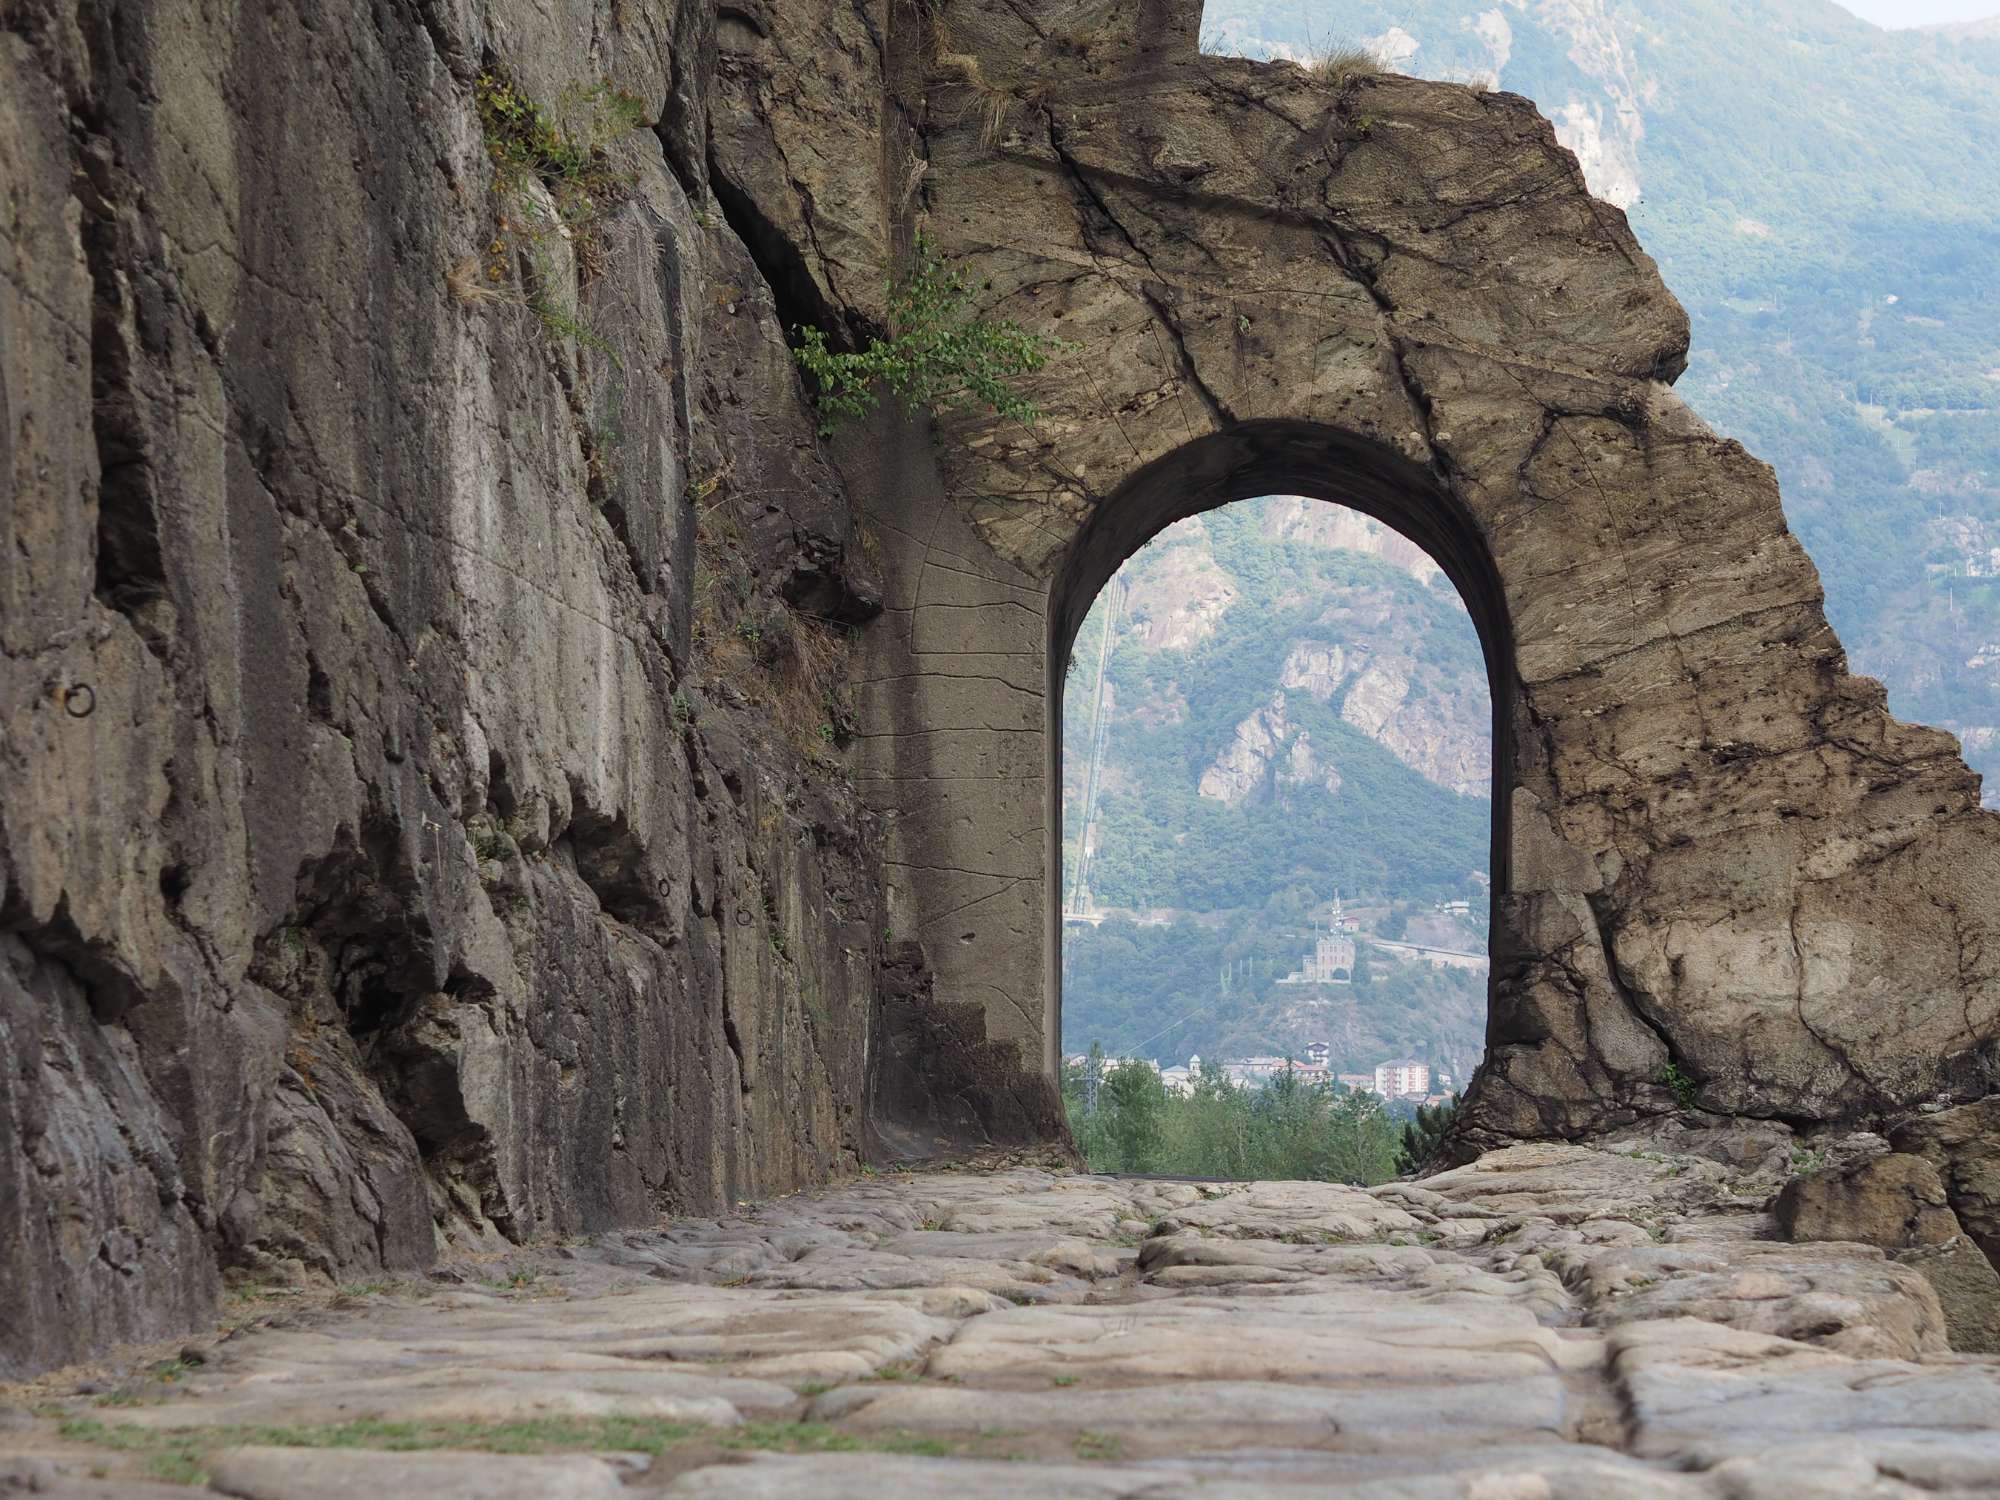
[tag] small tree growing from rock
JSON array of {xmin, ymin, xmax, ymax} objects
[{"xmin": 792, "ymin": 232, "xmax": 1074, "ymax": 436}]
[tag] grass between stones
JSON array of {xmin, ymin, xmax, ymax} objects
[{"xmin": 59, "ymin": 1415, "xmax": 957, "ymax": 1486}]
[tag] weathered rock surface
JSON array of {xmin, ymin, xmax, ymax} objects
[
  {"xmin": 723, "ymin": 0, "xmax": 2000, "ymax": 1129},
  {"xmin": 1893, "ymin": 1099, "xmax": 2000, "ymax": 1267},
  {"xmin": 0, "ymin": 0, "xmax": 925, "ymax": 1380},
  {"xmin": 1776, "ymin": 1153, "xmax": 1961, "ymax": 1249},
  {"xmin": 6, "ymin": 1155, "xmax": 2000, "ymax": 1495},
  {"xmin": 1777, "ymin": 1152, "xmax": 2000, "ymax": 1354},
  {"xmin": 11, "ymin": 0, "xmax": 2000, "ymax": 1391}
]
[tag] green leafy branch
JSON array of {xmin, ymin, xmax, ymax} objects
[
  {"xmin": 792, "ymin": 232, "xmax": 1076, "ymax": 437},
  {"xmin": 1660, "ymin": 1061, "xmax": 1700, "ymax": 1111}
]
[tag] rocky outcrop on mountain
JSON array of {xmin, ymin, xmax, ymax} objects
[
  {"xmin": 1279, "ymin": 734, "xmax": 1342, "ymax": 796},
  {"xmin": 1278, "ymin": 642, "xmax": 1351, "ymax": 699},
  {"xmin": 1198, "ymin": 694, "xmax": 1296, "ymax": 807},
  {"xmin": 1260, "ymin": 498, "xmax": 1442, "ymax": 583},
  {"xmin": 1273, "ymin": 634, "xmax": 1492, "ymax": 798},
  {"xmin": 1208, "ymin": 653, "xmax": 1471, "ymax": 805},
  {"xmin": 1339, "ymin": 664, "xmax": 1411, "ymax": 741},
  {"xmin": 1120, "ymin": 521, "xmax": 1236, "ymax": 650},
  {"xmin": 1531, "ymin": 0, "xmax": 1647, "ymax": 209},
  {"xmin": 1340, "ymin": 665, "xmax": 1490, "ymax": 798}
]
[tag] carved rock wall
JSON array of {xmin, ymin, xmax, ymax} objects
[{"xmin": 0, "ymin": 0, "xmax": 918, "ymax": 1377}]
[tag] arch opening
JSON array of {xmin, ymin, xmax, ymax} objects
[{"xmin": 1046, "ymin": 422, "xmax": 1518, "ymax": 1152}]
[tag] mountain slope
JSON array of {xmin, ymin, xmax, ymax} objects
[{"xmin": 1060, "ymin": 499, "xmax": 1491, "ymax": 1077}]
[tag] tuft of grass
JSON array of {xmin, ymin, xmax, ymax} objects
[
  {"xmin": 1073, "ymin": 1430, "xmax": 1124, "ymax": 1461},
  {"xmin": 58, "ymin": 1415, "xmax": 955, "ymax": 1486},
  {"xmin": 771, "ymin": 610, "xmax": 853, "ymax": 757},
  {"xmin": 470, "ymin": 71, "xmax": 646, "ymax": 351},
  {"xmin": 1305, "ymin": 41, "xmax": 1381, "ymax": 89},
  {"xmin": 930, "ymin": 18, "xmax": 1028, "ymax": 147},
  {"xmin": 446, "ymin": 255, "xmax": 505, "ymax": 307}
]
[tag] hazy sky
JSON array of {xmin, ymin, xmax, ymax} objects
[{"xmin": 1834, "ymin": 0, "xmax": 1997, "ymax": 24}]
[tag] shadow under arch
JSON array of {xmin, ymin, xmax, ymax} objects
[{"xmin": 1044, "ymin": 419, "xmax": 1519, "ymax": 1082}]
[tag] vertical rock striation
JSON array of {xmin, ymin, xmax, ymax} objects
[{"xmin": 0, "ymin": 0, "xmax": 905, "ymax": 1377}]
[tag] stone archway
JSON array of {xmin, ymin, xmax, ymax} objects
[
  {"xmin": 850, "ymin": 0, "xmax": 2000, "ymax": 1148},
  {"xmin": 1044, "ymin": 423, "xmax": 1515, "ymax": 1089}
]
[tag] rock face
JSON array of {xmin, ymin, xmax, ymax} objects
[
  {"xmin": 9, "ymin": 1148, "xmax": 2000, "ymax": 1495},
  {"xmin": 1893, "ymin": 1098, "xmax": 2000, "ymax": 1268},
  {"xmin": 0, "ymin": 0, "xmax": 1052, "ymax": 1381},
  {"xmin": 1775, "ymin": 1154, "xmax": 1961, "ymax": 1250},
  {"xmin": 1197, "ymin": 693, "xmax": 1296, "ymax": 806},
  {"xmin": 9, "ymin": 0, "xmax": 2000, "ymax": 1385},
  {"xmin": 1776, "ymin": 1152, "xmax": 2000, "ymax": 1355}
]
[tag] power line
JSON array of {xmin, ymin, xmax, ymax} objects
[{"xmin": 1115, "ymin": 997, "xmax": 1212, "ymax": 1058}]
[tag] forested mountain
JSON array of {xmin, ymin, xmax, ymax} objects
[
  {"xmin": 1060, "ymin": 499, "xmax": 1492, "ymax": 1080},
  {"xmin": 1203, "ymin": 0, "xmax": 2000, "ymax": 790},
  {"xmin": 1063, "ymin": 1, "xmax": 2000, "ymax": 1079}
]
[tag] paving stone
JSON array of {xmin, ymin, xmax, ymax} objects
[
  {"xmin": 650, "ymin": 1453, "xmax": 1194, "ymax": 1499},
  {"xmin": 0, "ymin": 1457, "xmax": 196, "ymax": 1497},
  {"xmin": 204, "ymin": 1446, "xmax": 631, "ymax": 1499},
  {"xmin": 925, "ymin": 1291, "xmax": 1584, "ymax": 1386},
  {"xmin": 1564, "ymin": 1238, "xmax": 1951, "ymax": 1359},
  {"xmin": 1609, "ymin": 1318, "xmax": 2000, "ymax": 1463},
  {"xmin": 814, "ymin": 1376, "xmax": 1568, "ymax": 1454},
  {"xmin": 7, "ymin": 1154, "xmax": 1997, "ymax": 1495}
]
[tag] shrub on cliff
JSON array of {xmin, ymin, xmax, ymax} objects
[{"xmin": 792, "ymin": 232, "xmax": 1074, "ymax": 436}]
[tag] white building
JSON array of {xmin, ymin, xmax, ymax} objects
[{"xmin": 1374, "ymin": 1058, "xmax": 1431, "ymax": 1098}]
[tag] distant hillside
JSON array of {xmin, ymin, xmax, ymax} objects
[
  {"xmin": 1202, "ymin": 0, "xmax": 2000, "ymax": 798},
  {"xmin": 1060, "ymin": 498, "xmax": 1490, "ymax": 1079},
  {"xmin": 1922, "ymin": 18, "xmax": 2000, "ymax": 40}
]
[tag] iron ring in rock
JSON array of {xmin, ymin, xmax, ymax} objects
[{"xmin": 62, "ymin": 683, "xmax": 96, "ymax": 719}]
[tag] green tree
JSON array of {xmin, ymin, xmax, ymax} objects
[
  {"xmin": 1161, "ymin": 1059, "xmax": 1257, "ymax": 1178},
  {"xmin": 1396, "ymin": 1095, "xmax": 1459, "ymax": 1175},
  {"xmin": 1320, "ymin": 1088, "xmax": 1401, "ymax": 1186},
  {"xmin": 1104, "ymin": 1060, "xmax": 1168, "ymax": 1172}
]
